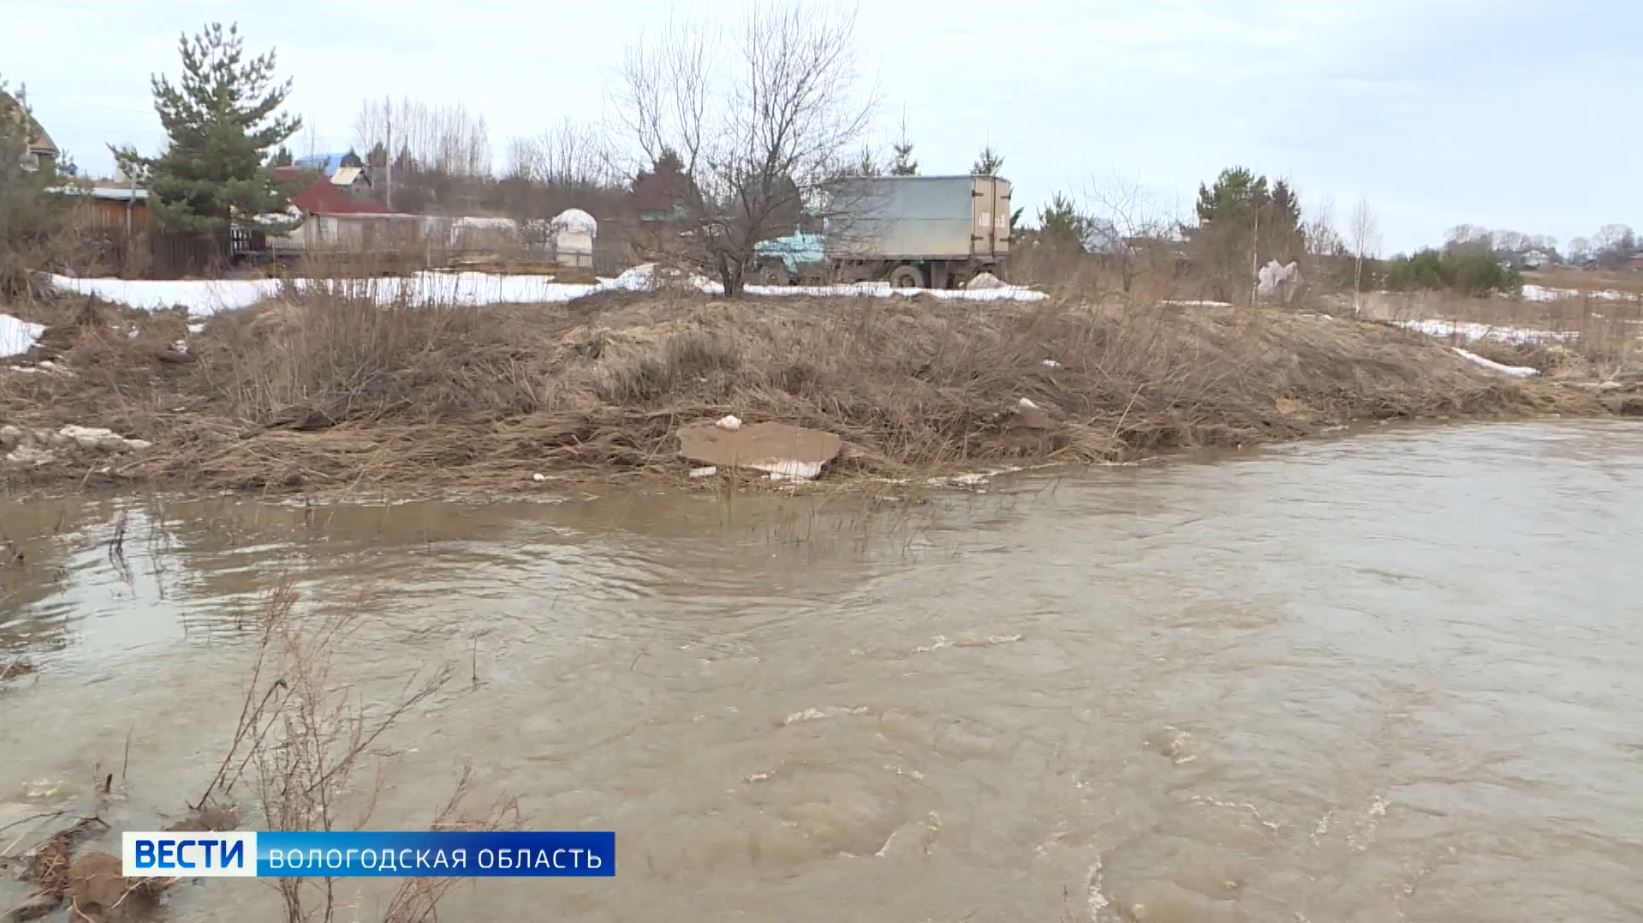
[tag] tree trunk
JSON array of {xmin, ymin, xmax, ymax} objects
[
  {"xmin": 722, "ymin": 267, "xmax": 745, "ymax": 298},
  {"xmin": 719, "ymin": 254, "xmax": 745, "ymax": 298}
]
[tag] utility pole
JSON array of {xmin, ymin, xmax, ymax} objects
[{"xmin": 1250, "ymin": 206, "xmax": 1261, "ymax": 306}]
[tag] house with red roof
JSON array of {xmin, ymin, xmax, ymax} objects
[{"xmin": 265, "ymin": 166, "xmax": 418, "ymax": 257}]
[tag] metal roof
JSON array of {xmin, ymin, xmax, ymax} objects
[
  {"xmin": 293, "ymin": 152, "xmax": 351, "ymax": 176},
  {"xmin": 49, "ymin": 185, "xmax": 149, "ymax": 201}
]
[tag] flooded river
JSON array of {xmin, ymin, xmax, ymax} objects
[{"xmin": 3, "ymin": 421, "xmax": 1642, "ymax": 921}]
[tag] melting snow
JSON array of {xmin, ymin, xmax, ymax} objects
[
  {"xmin": 0, "ymin": 314, "xmax": 46, "ymax": 357},
  {"xmin": 1397, "ymin": 318, "xmax": 1574, "ymax": 344},
  {"xmin": 49, "ymin": 263, "xmax": 1046, "ymax": 314},
  {"xmin": 1520, "ymin": 284, "xmax": 1638, "ymax": 303},
  {"xmin": 1452, "ymin": 347, "xmax": 1538, "ymax": 378}
]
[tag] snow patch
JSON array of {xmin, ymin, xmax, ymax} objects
[
  {"xmin": 0, "ymin": 314, "xmax": 46, "ymax": 357},
  {"xmin": 1397, "ymin": 318, "xmax": 1574, "ymax": 344},
  {"xmin": 1520, "ymin": 284, "xmax": 1638, "ymax": 303},
  {"xmin": 51, "ymin": 266, "xmax": 1048, "ymax": 314},
  {"xmin": 1452, "ymin": 347, "xmax": 1538, "ymax": 378}
]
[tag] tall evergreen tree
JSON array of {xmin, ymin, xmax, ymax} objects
[
  {"xmin": 1037, "ymin": 192, "xmax": 1089, "ymax": 252},
  {"xmin": 113, "ymin": 22, "xmax": 301, "ymax": 241},
  {"xmin": 889, "ymin": 116, "xmax": 917, "ymax": 176},
  {"xmin": 653, "ymin": 147, "xmax": 685, "ymax": 175},
  {"xmin": 1190, "ymin": 166, "xmax": 1311, "ymax": 298},
  {"xmin": 1194, "ymin": 167, "xmax": 1268, "ymax": 226},
  {"xmin": 1264, "ymin": 178, "xmax": 1304, "ymax": 261},
  {"xmin": 269, "ymin": 145, "xmax": 294, "ymax": 167},
  {"xmin": 971, "ymin": 144, "xmax": 1004, "ymax": 176},
  {"xmin": 850, "ymin": 144, "xmax": 881, "ymax": 177}
]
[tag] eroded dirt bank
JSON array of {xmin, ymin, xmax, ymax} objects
[{"xmin": 1, "ymin": 290, "xmax": 1633, "ymax": 495}]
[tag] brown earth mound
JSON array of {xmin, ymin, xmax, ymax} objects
[{"xmin": 0, "ymin": 290, "xmax": 1615, "ymax": 494}]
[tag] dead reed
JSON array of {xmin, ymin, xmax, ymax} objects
[
  {"xmin": 1, "ymin": 282, "xmax": 1616, "ymax": 494},
  {"xmin": 196, "ymin": 576, "xmax": 516, "ymax": 923}
]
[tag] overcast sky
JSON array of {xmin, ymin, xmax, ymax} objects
[{"xmin": 7, "ymin": 0, "xmax": 1638, "ymax": 253}]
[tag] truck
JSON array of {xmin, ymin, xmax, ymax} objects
[{"xmin": 753, "ymin": 174, "xmax": 1012, "ymax": 289}]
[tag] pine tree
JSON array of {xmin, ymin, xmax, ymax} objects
[
  {"xmin": 889, "ymin": 115, "xmax": 917, "ymax": 176},
  {"xmin": 1037, "ymin": 193, "xmax": 1088, "ymax": 252},
  {"xmin": 851, "ymin": 145, "xmax": 881, "ymax": 177},
  {"xmin": 1264, "ymin": 178, "xmax": 1304, "ymax": 262},
  {"xmin": 971, "ymin": 144, "xmax": 1004, "ymax": 176},
  {"xmin": 270, "ymin": 145, "xmax": 293, "ymax": 167},
  {"xmin": 1190, "ymin": 166, "xmax": 1312, "ymax": 299},
  {"xmin": 112, "ymin": 22, "xmax": 301, "ymax": 242},
  {"xmin": 1194, "ymin": 167, "xmax": 1268, "ymax": 226}
]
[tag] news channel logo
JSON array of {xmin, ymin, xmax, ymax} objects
[{"xmin": 122, "ymin": 831, "xmax": 615, "ymax": 877}]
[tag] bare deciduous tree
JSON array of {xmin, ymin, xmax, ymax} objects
[
  {"xmin": 354, "ymin": 97, "xmax": 492, "ymax": 178},
  {"xmin": 1349, "ymin": 197, "xmax": 1379, "ymax": 312},
  {"xmin": 616, "ymin": 3, "xmax": 874, "ymax": 296},
  {"xmin": 506, "ymin": 118, "xmax": 613, "ymax": 189},
  {"xmin": 1303, "ymin": 196, "xmax": 1344, "ymax": 257},
  {"xmin": 1084, "ymin": 174, "xmax": 1178, "ymax": 294}
]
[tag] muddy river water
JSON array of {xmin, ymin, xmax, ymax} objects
[{"xmin": 2, "ymin": 421, "xmax": 1641, "ymax": 921}]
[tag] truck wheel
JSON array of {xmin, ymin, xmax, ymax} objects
[
  {"xmin": 888, "ymin": 264, "xmax": 924, "ymax": 289},
  {"xmin": 756, "ymin": 263, "xmax": 790, "ymax": 286}
]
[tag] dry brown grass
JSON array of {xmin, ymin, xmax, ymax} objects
[
  {"xmin": 1358, "ymin": 288, "xmax": 1643, "ymax": 381},
  {"xmin": 1523, "ymin": 268, "xmax": 1643, "ymax": 296},
  {"xmin": 1, "ymin": 284, "xmax": 1616, "ymax": 494}
]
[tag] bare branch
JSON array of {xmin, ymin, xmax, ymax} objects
[{"xmin": 615, "ymin": 2, "xmax": 874, "ymax": 296}]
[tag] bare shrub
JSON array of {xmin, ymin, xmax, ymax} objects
[{"xmin": 193, "ymin": 577, "xmax": 515, "ymax": 923}]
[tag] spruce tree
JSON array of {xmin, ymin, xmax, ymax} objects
[
  {"xmin": 653, "ymin": 148, "xmax": 686, "ymax": 175},
  {"xmin": 889, "ymin": 116, "xmax": 917, "ymax": 176},
  {"xmin": 851, "ymin": 145, "xmax": 881, "ymax": 177},
  {"xmin": 113, "ymin": 22, "xmax": 302, "ymax": 242},
  {"xmin": 971, "ymin": 144, "xmax": 1004, "ymax": 176}
]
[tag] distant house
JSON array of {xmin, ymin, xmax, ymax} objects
[
  {"xmin": 1629, "ymin": 253, "xmax": 1643, "ymax": 272},
  {"xmin": 263, "ymin": 166, "xmax": 415, "ymax": 256},
  {"xmin": 328, "ymin": 165, "xmax": 371, "ymax": 194},
  {"xmin": 1521, "ymin": 249, "xmax": 1552, "ymax": 270},
  {"xmin": 1, "ymin": 89, "xmax": 59, "ymax": 173},
  {"xmin": 293, "ymin": 150, "xmax": 365, "ymax": 177},
  {"xmin": 292, "ymin": 151, "xmax": 371, "ymax": 196}
]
